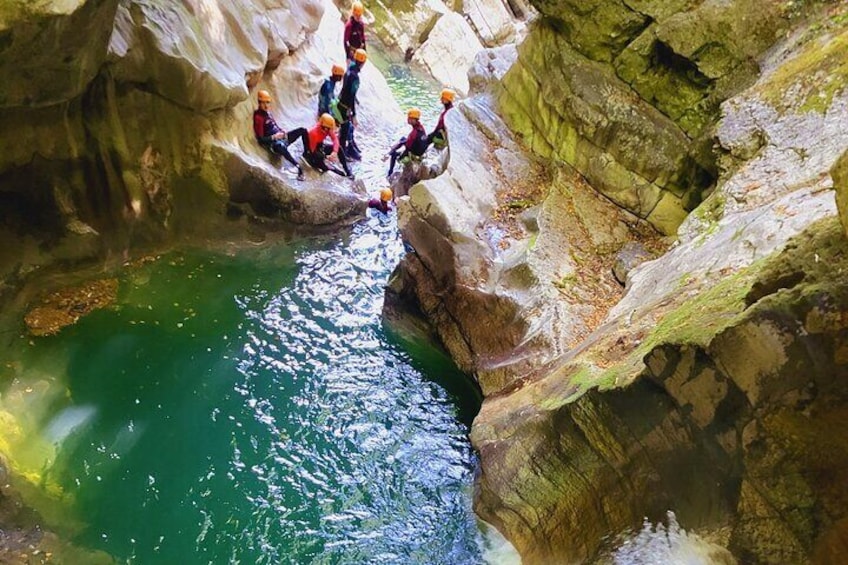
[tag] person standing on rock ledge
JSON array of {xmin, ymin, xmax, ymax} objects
[
  {"xmin": 318, "ymin": 64, "xmax": 345, "ymax": 120},
  {"xmin": 384, "ymin": 108, "xmax": 428, "ymax": 177},
  {"xmin": 427, "ymin": 88, "xmax": 455, "ymax": 150},
  {"xmin": 253, "ymin": 89, "xmax": 306, "ymax": 180},
  {"xmin": 303, "ymin": 113, "xmax": 353, "ymax": 178},
  {"xmin": 344, "ymin": 1, "xmax": 366, "ymax": 63},
  {"xmin": 338, "ymin": 49, "xmax": 367, "ymax": 161}
]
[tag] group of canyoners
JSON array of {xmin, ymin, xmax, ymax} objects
[{"xmin": 251, "ymin": 1, "xmax": 456, "ymax": 213}]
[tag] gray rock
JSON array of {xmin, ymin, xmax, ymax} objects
[{"xmin": 611, "ymin": 241, "xmax": 652, "ymax": 286}]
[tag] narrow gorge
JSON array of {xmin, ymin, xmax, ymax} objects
[{"xmin": 1, "ymin": 0, "xmax": 847, "ymax": 563}]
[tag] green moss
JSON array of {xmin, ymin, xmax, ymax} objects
[
  {"xmin": 758, "ymin": 27, "xmax": 848, "ymax": 113},
  {"xmin": 676, "ymin": 271, "xmax": 695, "ymax": 289},
  {"xmin": 553, "ymin": 273, "xmax": 578, "ymax": 289},
  {"xmin": 693, "ymin": 192, "xmax": 726, "ymax": 224},
  {"xmin": 639, "ymin": 266, "xmax": 760, "ymax": 353}
]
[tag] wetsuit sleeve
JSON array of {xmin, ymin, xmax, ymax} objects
[
  {"xmin": 318, "ymin": 83, "xmax": 330, "ymax": 115},
  {"xmin": 343, "ymin": 20, "xmax": 352, "ymax": 55},
  {"xmin": 329, "ymin": 129, "xmax": 340, "ymax": 153},
  {"xmin": 350, "ymin": 77, "xmax": 359, "ymax": 117}
]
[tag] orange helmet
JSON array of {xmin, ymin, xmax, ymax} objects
[
  {"xmin": 407, "ymin": 107, "xmax": 421, "ymax": 120},
  {"xmin": 331, "ymin": 64, "xmax": 345, "ymax": 77},
  {"xmin": 257, "ymin": 89, "xmax": 272, "ymax": 103},
  {"xmin": 352, "ymin": 1, "xmax": 364, "ymax": 17},
  {"xmin": 380, "ymin": 188, "xmax": 393, "ymax": 202},
  {"xmin": 354, "ymin": 48, "xmax": 367, "ymax": 63},
  {"xmin": 319, "ymin": 113, "xmax": 336, "ymax": 128},
  {"xmin": 440, "ymin": 88, "xmax": 455, "ymax": 104}
]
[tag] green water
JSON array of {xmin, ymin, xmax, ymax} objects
[{"xmin": 2, "ymin": 218, "xmax": 487, "ymax": 563}]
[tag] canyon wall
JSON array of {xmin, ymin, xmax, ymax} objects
[{"xmin": 395, "ymin": 1, "xmax": 848, "ymax": 562}]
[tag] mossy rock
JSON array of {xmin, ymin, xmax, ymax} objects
[
  {"xmin": 498, "ymin": 22, "xmax": 709, "ymax": 233},
  {"xmin": 614, "ymin": 25, "xmax": 715, "ymax": 136},
  {"xmin": 530, "ymin": 0, "xmax": 649, "ymax": 62},
  {"xmin": 832, "ymin": 149, "xmax": 848, "ymax": 238},
  {"xmin": 755, "ymin": 26, "xmax": 848, "ymax": 114}
]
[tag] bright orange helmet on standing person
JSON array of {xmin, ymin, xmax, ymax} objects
[
  {"xmin": 354, "ymin": 49, "xmax": 367, "ymax": 63},
  {"xmin": 407, "ymin": 108, "xmax": 421, "ymax": 120},
  {"xmin": 332, "ymin": 64, "xmax": 345, "ymax": 77},
  {"xmin": 352, "ymin": 1, "xmax": 364, "ymax": 17},
  {"xmin": 440, "ymin": 88, "xmax": 455, "ymax": 104},
  {"xmin": 257, "ymin": 89, "xmax": 272, "ymax": 103}
]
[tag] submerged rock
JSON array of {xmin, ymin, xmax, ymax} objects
[{"xmin": 24, "ymin": 279, "xmax": 118, "ymax": 337}]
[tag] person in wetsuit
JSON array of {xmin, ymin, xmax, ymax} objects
[
  {"xmin": 303, "ymin": 113, "xmax": 353, "ymax": 178},
  {"xmin": 253, "ymin": 89, "xmax": 307, "ymax": 180},
  {"xmin": 367, "ymin": 188, "xmax": 393, "ymax": 214},
  {"xmin": 384, "ymin": 108, "xmax": 428, "ymax": 177},
  {"xmin": 427, "ymin": 88, "xmax": 455, "ymax": 150},
  {"xmin": 338, "ymin": 49, "xmax": 367, "ymax": 161},
  {"xmin": 343, "ymin": 1, "xmax": 366, "ymax": 63},
  {"xmin": 318, "ymin": 64, "xmax": 345, "ymax": 119}
]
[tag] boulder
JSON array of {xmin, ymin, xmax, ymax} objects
[
  {"xmin": 468, "ymin": 45, "xmax": 518, "ymax": 94},
  {"xmin": 393, "ymin": 94, "xmax": 635, "ymax": 394},
  {"xmin": 611, "ymin": 241, "xmax": 652, "ymax": 286},
  {"xmin": 462, "ymin": 0, "xmax": 517, "ymax": 47},
  {"xmin": 412, "ymin": 11, "xmax": 484, "ymax": 94}
]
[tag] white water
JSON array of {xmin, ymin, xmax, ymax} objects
[{"xmin": 610, "ymin": 512, "xmax": 736, "ymax": 565}]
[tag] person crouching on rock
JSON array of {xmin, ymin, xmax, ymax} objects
[
  {"xmin": 367, "ymin": 188, "xmax": 393, "ymax": 214},
  {"xmin": 384, "ymin": 108, "xmax": 428, "ymax": 177},
  {"xmin": 427, "ymin": 88, "xmax": 455, "ymax": 150},
  {"xmin": 304, "ymin": 113, "xmax": 353, "ymax": 178},
  {"xmin": 253, "ymin": 89, "xmax": 307, "ymax": 181}
]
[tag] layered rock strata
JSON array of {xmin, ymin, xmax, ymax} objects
[{"xmin": 496, "ymin": 0, "xmax": 813, "ymax": 234}]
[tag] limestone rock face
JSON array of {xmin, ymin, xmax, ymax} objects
[
  {"xmin": 497, "ymin": 0, "xmax": 807, "ymax": 234},
  {"xmin": 466, "ymin": 8, "xmax": 848, "ymax": 563},
  {"xmin": 360, "ymin": 0, "xmax": 529, "ymax": 93},
  {"xmin": 0, "ymin": 0, "xmax": 398, "ymax": 287},
  {"xmin": 0, "ymin": 0, "xmax": 120, "ymax": 108},
  {"xmin": 411, "ymin": 11, "xmax": 483, "ymax": 95},
  {"xmin": 106, "ymin": 0, "xmax": 322, "ymax": 112},
  {"xmin": 392, "ymin": 93, "xmax": 635, "ymax": 394}
]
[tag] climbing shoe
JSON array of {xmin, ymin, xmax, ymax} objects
[{"xmin": 296, "ymin": 168, "xmax": 305, "ymax": 181}]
